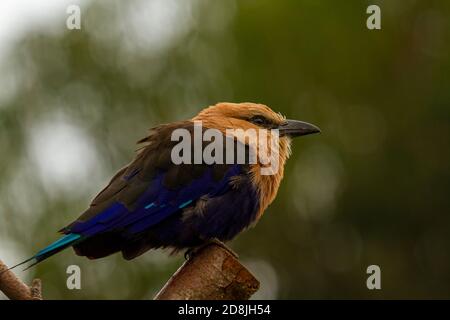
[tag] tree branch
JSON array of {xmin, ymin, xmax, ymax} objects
[
  {"xmin": 0, "ymin": 259, "xmax": 42, "ymax": 300},
  {"xmin": 155, "ymin": 243, "xmax": 260, "ymax": 300},
  {"xmin": 1, "ymin": 243, "xmax": 259, "ymax": 300}
]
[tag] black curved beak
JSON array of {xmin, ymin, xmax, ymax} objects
[{"xmin": 278, "ymin": 119, "xmax": 321, "ymax": 137}]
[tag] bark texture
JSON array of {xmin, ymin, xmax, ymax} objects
[
  {"xmin": 155, "ymin": 243, "xmax": 260, "ymax": 300},
  {"xmin": 0, "ymin": 260, "xmax": 42, "ymax": 300}
]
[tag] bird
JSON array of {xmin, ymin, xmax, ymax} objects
[{"xmin": 11, "ymin": 102, "xmax": 320, "ymax": 270}]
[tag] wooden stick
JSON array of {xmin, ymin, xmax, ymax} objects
[
  {"xmin": 155, "ymin": 243, "xmax": 260, "ymax": 300},
  {"xmin": 0, "ymin": 259, "xmax": 42, "ymax": 300}
]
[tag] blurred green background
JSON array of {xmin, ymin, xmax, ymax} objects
[{"xmin": 1, "ymin": 0, "xmax": 450, "ymax": 299}]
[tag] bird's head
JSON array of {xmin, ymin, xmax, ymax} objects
[{"xmin": 193, "ymin": 102, "xmax": 320, "ymax": 141}]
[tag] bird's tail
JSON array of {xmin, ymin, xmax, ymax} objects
[{"xmin": 4, "ymin": 233, "xmax": 83, "ymax": 273}]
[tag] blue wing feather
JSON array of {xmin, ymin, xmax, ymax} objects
[{"xmin": 68, "ymin": 164, "xmax": 243, "ymax": 238}]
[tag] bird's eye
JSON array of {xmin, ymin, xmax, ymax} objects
[{"xmin": 249, "ymin": 115, "xmax": 269, "ymax": 126}]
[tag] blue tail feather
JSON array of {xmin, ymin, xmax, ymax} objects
[
  {"xmin": 36, "ymin": 233, "xmax": 81, "ymax": 257},
  {"xmin": 5, "ymin": 233, "xmax": 82, "ymax": 272}
]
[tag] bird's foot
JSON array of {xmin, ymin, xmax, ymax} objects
[
  {"xmin": 184, "ymin": 247, "xmax": 196, "ymax": 260},
  {"xmin": 184, "ymin": 238, "xmax": 238, "ymax": 260}
]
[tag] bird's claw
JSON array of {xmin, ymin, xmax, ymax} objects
[{"xmin": 184, "ymin": 248, "xmax": 195, "ymax": 260}]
